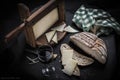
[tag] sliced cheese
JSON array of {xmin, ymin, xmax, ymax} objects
[
  {"xmin": 72, "ymin": 66, "xmax": 80, "ymax": 76},
  {"xmin": 62, "ymin": 59, "xmax": 77, "ymax": 76},
  {"xmin": 62, "ymin": 49, "xmax": 73, "ymax": 65},
  {"xmin": 52, "ymin": 32, "xmax": 58, "ymax": 43},
  {"xmin": 51, "ymin": 23, "xmax": 66, "ymax": 32},
  {"xmin": 45, "ymin": 30, "xmax": 56, "ymax": 43},
  {"xmin": 64, "ymin": 25, "xmax": 79, "ymax": 33}
]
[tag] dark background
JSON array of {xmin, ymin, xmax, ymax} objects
[{"xmin": 0, "ymin": 0, "xmax": 120, "ymax": 80}]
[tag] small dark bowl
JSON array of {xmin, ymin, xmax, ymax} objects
[{"xmin": 38, "ymin": 45, "xmax": 53, "ymax": 63}]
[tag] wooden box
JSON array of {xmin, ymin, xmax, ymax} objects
[
  {"xmin": 25, "ymin": 0, "xmax": 66, "ymax": 47},
  {"xmin": 5, "ymin": 0, "xmax": 66, "ymax": 47}
]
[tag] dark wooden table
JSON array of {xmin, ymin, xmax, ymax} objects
[{"xmin": 0, "ymin": 0, "xmax": 120, "ymax": 80}]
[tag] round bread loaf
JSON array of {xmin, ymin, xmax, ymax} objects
[{"xmin": 70, "ymin": 32, "xmax": 107, "ymax": 64}]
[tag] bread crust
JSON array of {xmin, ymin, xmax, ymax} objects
[{"xmin": 70, "ymin": 32, "xmax": 107, "ymax": 64}]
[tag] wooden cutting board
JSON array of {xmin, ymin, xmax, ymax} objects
[{"xmin": 36, "ymin": 30, "xmax": 66, "ymax": 46}]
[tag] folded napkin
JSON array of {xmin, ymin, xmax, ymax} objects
[{"xmin": 72, "ymin": 5, "xmax": 120, "ymax": 36}]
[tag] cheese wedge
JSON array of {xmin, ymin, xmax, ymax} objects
[
  {"xmin": 62, "ymin": 59, "xmax": 77, "ymax": 76},
  {"xmin": 64, "ymin": 25, "xmax": 79, "ymax": 33},
  {"xmin": 72, "ymin": 66, "xmax": 80, "ymax": 76},
  {"xmin": 51, "ymin": 23, "xmax": 66, "ymax": 32},
  {"xmin": 62, "ymin": 49, "xmax": 74, "ymax": 65},
  {"xmin": 45, "ymin": 30, "xmax": 56, "ymax": 43},
  {"xmin": 52, "ymin": 32, "xmax": 58, "ymax": 43}
]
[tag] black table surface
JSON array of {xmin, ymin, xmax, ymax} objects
[{"xmin": 0, "ymin": 0, "xmax": 120, "ymax": 80}]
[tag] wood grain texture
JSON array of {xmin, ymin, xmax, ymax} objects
[
  {"xmin": 5, "ymin": 0, "xmax": 66, "ymax": 47},
  {"xmin": 25, "ymin": 0, "xmax": 66, "ymax": 47}
]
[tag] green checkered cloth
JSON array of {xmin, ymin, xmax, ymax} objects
[{"xmin": 72, "ymin": 5, "xmax": 120, "ymax": 36}]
